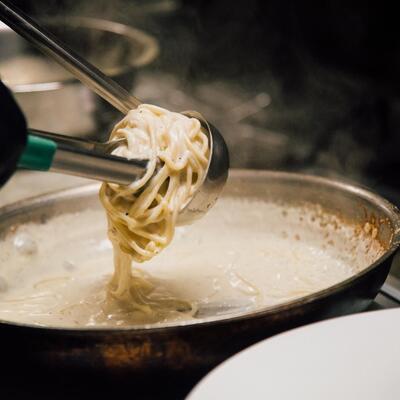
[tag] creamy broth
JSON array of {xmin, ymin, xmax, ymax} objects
[{"xmin": 0, "ymin": 197, "xmax": 383, "ymax": 328}]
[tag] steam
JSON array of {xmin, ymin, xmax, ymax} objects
[{"xmin": 7, "ymin": 1, "xmax": 383, "ymax": 182}]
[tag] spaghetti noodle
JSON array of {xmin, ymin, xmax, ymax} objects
[{"xmin": 99, "ymin": 104, "xmax": 209, "ymax": 318}]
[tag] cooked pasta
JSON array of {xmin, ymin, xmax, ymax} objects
[{"xmin": 99, "ymin": 104, "xmax": 209, "ymax": 318}]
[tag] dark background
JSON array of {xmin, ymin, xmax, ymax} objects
[{"xmin": 10, "ymin": 1, "xmax": 400, "ymax": 198}]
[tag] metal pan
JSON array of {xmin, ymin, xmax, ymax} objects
[
  {"xmin": 0, "ymin": 170, "xmax": 399, "ymax": 383},
  {"xmin": 0, "ymin": 17, "xmax": 159, "ymax": 139}
]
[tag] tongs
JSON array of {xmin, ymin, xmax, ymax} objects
[
  {"xmin": 0, "ymin": 0, "xmax": 148, "ymax": 185},
  {"xmin": 20, "ymin": 130, "xmax": 147, "ymax": 185},
  {"xmin": 0, "ymin": 1, "xmax": 229, "ymax": 223}
]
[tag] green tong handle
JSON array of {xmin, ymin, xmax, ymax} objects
[
  {"xmin": 18, "ymin": 133, "xmax": 57, "ymax": 171},
  {"xmin": 16, "ymin": 131, "xmax": 148, "ymax": 185}
]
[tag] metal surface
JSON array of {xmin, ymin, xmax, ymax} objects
[
  {"xmin": 179, "ymin": 111, "xmax": 229, "ymax": 225},
  {"xmin": 381, "ymin": 275, "xmax": 400, "ymax": 303},
  {"xmin": 0, "ymin": 170, "xmax": 399, "ymax": 381},
  {"xmin": 31, "ymin": 129, "xmax": 128, "ymax": 154},
  {"xmin": 51, "ymin": 147, "xmax": 148, "ymax": 185},
  {"xmin": 0, "ymin": 1, "xmax": 141, "ymax": 113},
  {"xmin": 30, "ymin": 129, "xmax": 148, "ymax": 185},
  {"xmin": 0, "ymin": 18, "xmax": 158, "ymax": 137}
]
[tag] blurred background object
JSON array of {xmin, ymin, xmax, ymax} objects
[
  {"xmin": 0, "ymin": 16, "xmax": 158, "ymax": 137},
  {"xmin": 2, "ymin": 0, "xmax": 400, "ymax": 199}
]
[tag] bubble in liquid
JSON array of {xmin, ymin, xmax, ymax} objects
[
  {"xmin": 63, "ymin": 260, "xmax": 76, "ymax": 271},
  {"xmin": 13, "ymin": 233, "xmax": 38, "ymax": 255},
  {"xmin": 95, "ymin": 239, "xmax": 112, "ymax": 251},
  {"xmin": 0, "ymin": 276, "xmax": 8, "ymax": 292}
]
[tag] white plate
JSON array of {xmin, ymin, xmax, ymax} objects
[{"xmin": 187, "ymin": 309, "xmax": 400, "ymax": 400}]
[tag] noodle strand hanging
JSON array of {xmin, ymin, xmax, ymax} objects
[{"xmin": 99, "ymin": 104, "xmax": 209, "ymax": 318}]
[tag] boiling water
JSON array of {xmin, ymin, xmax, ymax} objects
[{"xmin": 0, "ymin": 197, "xmax": 383, "ymax": 328}]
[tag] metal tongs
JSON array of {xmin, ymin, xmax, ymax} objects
[
  {"xmin": 0, "ymin": 1, "xmax": 229, "ymax": 223},
  {"xmin": 20, "ymin": 130, "xmax": 147, "ymax": 186}
]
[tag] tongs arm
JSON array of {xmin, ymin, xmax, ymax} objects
[{"xmin": 19, "ymin": 130, "xmax": 148, "ymax": 185}]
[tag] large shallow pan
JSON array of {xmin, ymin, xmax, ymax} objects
[{"xmin": 0, "ymin": 170, "xmax": 399, "ymax": 397}]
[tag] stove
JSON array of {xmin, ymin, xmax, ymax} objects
[{"xmin": 379, "ymin": 275, "xmax": 400, "ymax": 308}]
